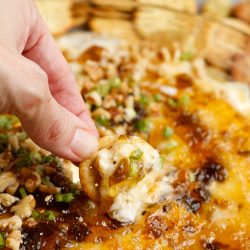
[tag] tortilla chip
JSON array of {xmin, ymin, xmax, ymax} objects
[
  {"xmin": 89, "ymin": 18, "xmax": 140, "ymax": 42},
  {"xmin": 35, "ymin": 0, "xmax": 87, "ymax": 36},
  {"xmin": 202, "ymin": 0, "xmax": 232, "ymax": 18}
]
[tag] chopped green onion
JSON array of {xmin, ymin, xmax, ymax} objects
[
  {"xmin": 32, "ymin": 210, "xmax": 56, "ymax": 221},
  {"xmin": 55, "ymin": 193, "xmax": 74, "ymax": 203},
  {"xmin": 96, "ymin": 83, "xmax": 111, "ymax": 96},
  {"xmin": 139, "ymin": 95, "xmax": 150, "ymax": 106},
  {"xmin": 129, "ymin": 149, "xmax": 143, "ymax": 160},
  {"xmin": 15, "ymin": 159, "xmax": 29, "ymax": 169},
  {"xmin": 166, "ymin": 140, "xmax": 178, "ymax": 151},
  {"xmin": 42, "ymin": 210, "xmax": 56, "ymax": 221},
  {"xmin": 42, "ymin": 155, "xmax": 55, "ymax": 164},
  {"xmin": 109, "ymin": 77, "xmax": 121, "ymax": 88},
  {"xmin": 14, "ymin": 147, "xmax": 31, "ymax": 168},
  {"xmin": 0, "ymin": 115, "xmax": 13, "ymax": 130},
  {"xmin": 163, "ymin": 127, "xmax": 174, "ymax": 138},
  {"xmin": 135, "ymin": 120, "xmax": 150, "ymax": 133},
  {"xmin": 167, "ymin": 98, "xmax": 178, "ymax": 109},
  {"xmin": 41, "ymin": 155, "xmax": 61, "ymax": 168},
  {"xmin": 29, "ymin": 151, "xmax": 42, "ymax": 164},
  {"xmin": 32, "ymin": 210, "xmax": 41, "ymax": 220},
  {"xmin": 41, "ymin": 177, "xmax": 54, "ymax": 187},
  {"xmin": 19, "ymin": 187, "xmax": 27, "ymax": 198},
  {"xmin": 180, "ymin": 51, "xmax": 193, "ymax": 61},
  {"xmin": 16, "ymin": 147, "xmax": 29, "ymax": 157},
  {"xmin": 0, "ymin": 233, "xmax": 5, "ymax": 247},
  {"xmin": 153, "ymin": 94, "xmax": 163, "ymax": 102},
  {"xmin": 35, "ymin": 165, "xmax": 44, "ymax": 176},
  {"xmin": 17, "ymin": 132, "xmax": 27, "ymax": 141},
  {"xmin": 178, "ymin": 95, "xmax": 190, "ymax": 107},
  {"xmin": 95, "ymin": 116, "xmax": 110, "ymax": 127},
  {"xmin": 129, "ymin": 161, "xmax": 139, "ymax": 177}
]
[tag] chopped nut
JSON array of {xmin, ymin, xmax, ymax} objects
[
  {"xmin": 0, "ymin": 172, "xmax": 17, "ymax": 193},
  {"xmin": 113, "ymin": 114, "xmax": 124, "ymax": 123},
  {"xmin": 21, "ymin": 170, "xmax": 41, "ymax": 193},
  {"xmin": 8, "ymin": 135, "xmax": 19, "ymax": 151},
  {"xmin": 0, "ymin": 215, "xmax": 22, "ymax": 231},
  {"xmin": 11, "ymin": 195, "xmax": 36, "ymax": 219},
  {"xmin": 0, "ymin": 152, "xmax": 11, "ymax": 170},
  {"xmin": 44, "ymin": 195, "xmax": 53, "ymax": 203},
  {"xmin": 44, "ymin": 165, "xmax": 56, "ymax": 175},
  {"xmin": 114, "ymin": 126, "xmax": 127, "ymax": 135},
  {"xmin": 20, "ymin": 168, "xmax": 42, "ymax": 192},
  {"xmin": 83, "ymin": 62, "xmax": 104, "ymax": 81},
  {"xmin": 0, "ymin": 193, "xmax": 19, "ymax": 207},
  {"xmin": 103, "ymin": 95, "xmax": 116, "ymax": 109},
  {"xmin": 6, "ymin": 230, "xmax": 22, "ymax": 250},
  {"xmin": 39, "ymin": 184, "xmax": 61, "ymax": 194},
  {"xmin": 124, "ymin": 107, "xmax": 137, "ymax": 122},
  {"xmin": 125, "ymin": 95, "xmax": 134, "ymax": 108},
  {"xmin": 92, "ymin": 108, "xmax": 111, "ymax": 119},
  {"xmin": 6, "ymin": 182, "xmax": 19, "ymax": 195},
  {"xmin": 85, "ymin": 91, "xmax": 102, "ymax": 107},
  {"xmin": 25, "ymin": 217, "xmax": 38, "ymax": 227}
]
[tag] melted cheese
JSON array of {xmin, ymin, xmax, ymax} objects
[{"xmin": 96, "ymin": 136, "xmax": 173, "ymax": 223}]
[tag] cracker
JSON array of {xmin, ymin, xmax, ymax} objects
[
  {"xmin": 79, "ymin": 135, "xmax": 118, "ymax": 201},
  {"xmin": 138, "ymin": 0, "xmax": 197, "ymax": 13},
  {"xmin": 89, "ymin": 18, "xmax": 140, "ymax": 42},
  {"xmin": 35, "ymin": 0, "xmax": 87, "ymax": 36},
  {"xmin": 232, "ymin": 2, "xmax": 250, "ymax": 25},
  {"xmin": 202, "ymin": 0, "xmax": 232, "ymax": 18}
]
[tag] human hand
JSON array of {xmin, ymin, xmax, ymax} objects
[{"xmin": 0, "ymin": 0, "xmax": 98, "ymax": 162}]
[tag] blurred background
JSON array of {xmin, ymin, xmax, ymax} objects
[{"xmin": 35, "ymin": 0, "xmax": 250, "ymax": 83}]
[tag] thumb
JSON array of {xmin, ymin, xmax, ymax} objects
[{"xmin": 21, "ymin": 96, "xmax": 98, "ymax": 162}]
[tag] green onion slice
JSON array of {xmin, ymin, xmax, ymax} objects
[
  {"xmin": 95, "ymin": 116, "xmax": 110, "ymax": 127},
  {"xmin": 129, "ymin": 149, "xmax": 143, "ymax": 160},
  {"xmin": 167, "ymin": 98, "xmax": 178, "ymax": 108},
  {"xmin": 32, "ymin": 210, "xmax": 41, "ymax": 220},
  {"xmin": 109, "ymin": 77, "xmax": 121, "ymax": 88},
  {"xmin": 96, "ymin": 83, "xmax": 111, "ymax": 96},
  {"xmin": 163, "ymin": 127, "xmax": 174, "ymax": 138},
  {"xmin": 55, "ymin": 193, "xmax": 74, "ymax": 203},
  {"xmin": 135, "ymin": 120, "xmax": 150, "ymax": 133},
  {"xmin": 19, "ymin": 187, "xmax": 27, "ymax": 198},
  {"xmin": 153, "ymin": 94, "xmax": 163, "ymax": 102},
  {"xmin": 178, "ymin": 95, "xmax": 190, "ymax": 107},
  {"xmin": 129, "ymin": 161, "xmax": 139, "ymax": 177},
  {"xmin": 42, "ymin": 210, "xmax": 56, "ymax": 221},
  {"xmin": 0, "ymin": 233, "xmax": 5, "ymax": 247},
  {"xmin": 139, "ymin": 95, "xmax": 150, "ymax": 106},
  {"xmin": 166, "ymin": 140, "xmax": 178, "ymax": 151},
  {"xmin": 180, "ymin": 51, "xmax": 193, "ymax": 61}
]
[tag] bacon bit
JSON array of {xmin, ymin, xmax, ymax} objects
[{"xmin": 196, "ymin": 160, "xmax": 227, "ymax": 184}]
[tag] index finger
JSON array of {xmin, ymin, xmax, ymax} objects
[{"xmin": 23, "ymin": 3, "xmax": 98, "ymax": 136}]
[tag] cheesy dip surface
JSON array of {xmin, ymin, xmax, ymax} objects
[{"xmin": 0, "ymin": 39, "xmax": 250, "ymax": 249}]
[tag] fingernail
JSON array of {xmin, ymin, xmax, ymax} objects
[
  {"xmin": 79, "ymin": 112, "xmax": 99, "ymax": 138},
  {"xmin": 70, "ymin": 129, "xmax": 98, "ymax": 161}
]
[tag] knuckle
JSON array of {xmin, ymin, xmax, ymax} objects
[
  {"xmin": 20, "ymin": 85, "xmax": 46, "ymax": 111},
  {"xmin": 17, "ymin": 73, "xmax": 49, "ymax": 115},
  {"xmin": 46, "ymin": 111, "xmax": 67, "ymax": 141}
]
